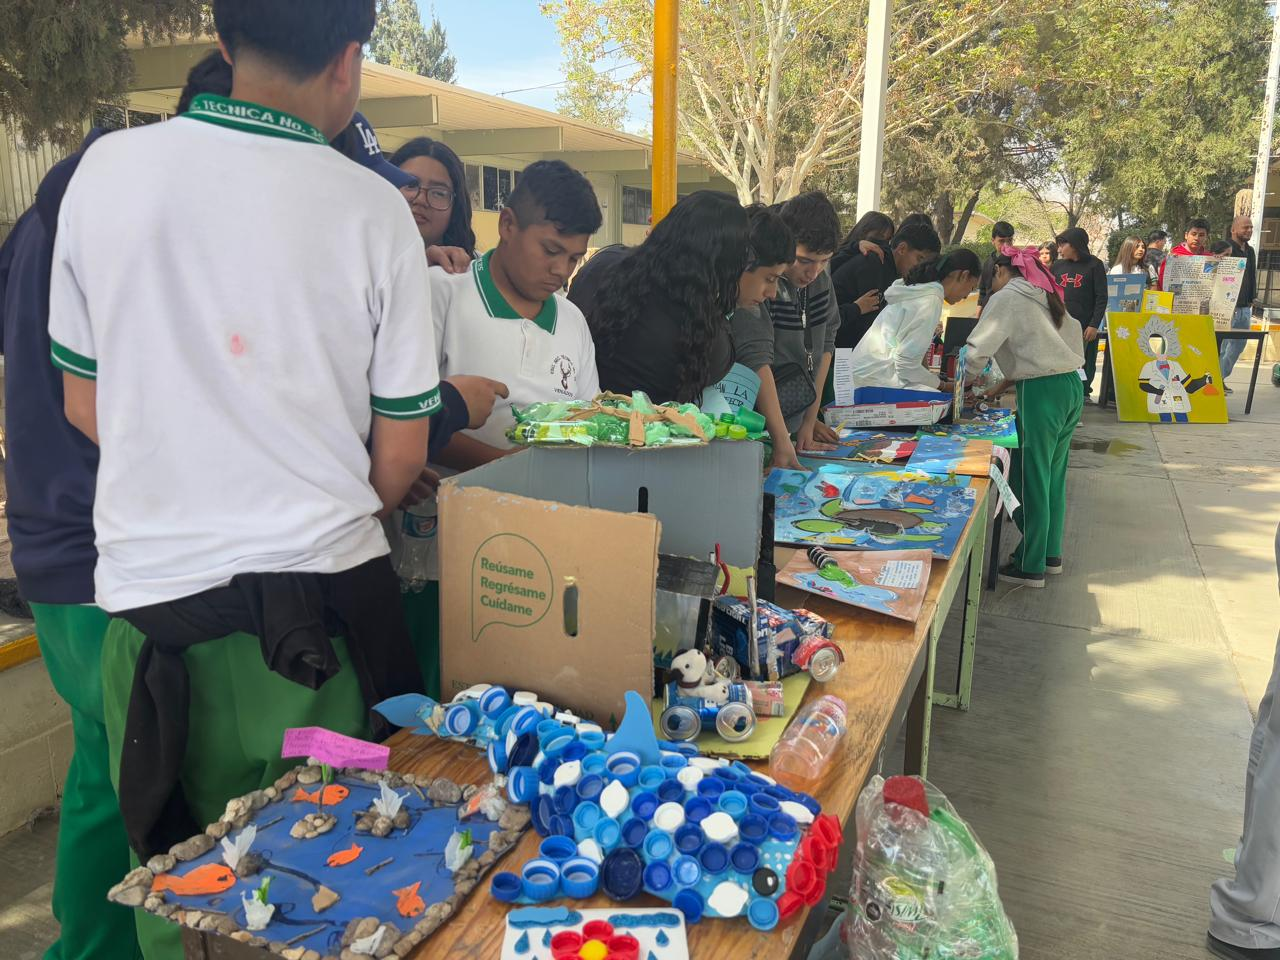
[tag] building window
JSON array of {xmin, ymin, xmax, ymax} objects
[
  {"xmin": 623, "ymin": 186, "xmax": 652, "ymax": 225},
  {"xmin": 465, "ymin": 164, "xmax": 482, "ymax": 210},
  {"xmin": 92, "ymin": 104, "xmax": 169, "ymax": 131},
  {"xmin": 481, "ymin": 165, "xmax": 519, "ymax": 211}
]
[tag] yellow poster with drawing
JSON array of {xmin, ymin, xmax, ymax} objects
[
  {"xmin": 1107, "ymin": 312, "xmax": 1227, "ymax": 424},
  {"xmin": 1142, "ymin": 290, "xmax": 1174, "ymax": 314}
]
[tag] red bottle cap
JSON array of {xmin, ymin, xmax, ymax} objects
[
  {"xmin": 607, "ymin": 934, "xmax": 640, "ymax": 960},
  {"xmin": 550, "ymin": 931, "xmax": 583, "ymax": 959},
  {"xmin": 883, "ymin": 776, "xmax": 930, "ymax": 817},
  {"xmin": 777, "ymin": 891, "xmax": 806, "ymax": 923},
  {"xmin": 786, "ymin": 857, "xmax": 817, "ymax": 900}
]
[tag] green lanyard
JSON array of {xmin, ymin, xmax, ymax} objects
[{"xmin": 183, "ymin": 94, "xmax": 327, "ymax": 145}]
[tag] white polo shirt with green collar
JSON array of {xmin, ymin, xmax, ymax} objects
[
  {"xmin": 47, "ymin": 94, "xmax": 441, "ymax": 612},
  {"xmin": 431, "ymin": 250, "xmax": 600, "ymax": 450}
]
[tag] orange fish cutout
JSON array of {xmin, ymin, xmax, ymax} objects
[
  {"xmin": 393, "ymin": 881, "xmax": 426, "ymax": 917},
  {"xmin": 292, "ymin": 784, "xmax": 349, "ymax": 805},
  {"xmin": 905, "ymin": 494, "xmax": 935, "ymax": 505},
  {"xmin": 326, "ymin": 842, "xmax": 364, "ymax": 867},
  {"xmin": 151, "ymin": 863, "xmax": 237, "ymax": 897}
]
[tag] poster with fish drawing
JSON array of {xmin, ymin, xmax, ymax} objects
[
  {"xmin": 1106, "ymin": 312, "xmax": 1227, "ymax": 424},
  {"xmin": 764, "ymin": 468, "xmax": 979, "ymax": 559},
  {"xmin": 801, "ymin": 428, "xmax": 918, "ymax": 462},
  {"xmin": 904, "ymin": 434, "xmax": 994, "ymax": 476},
  {"xmin": 916, "ymin": 410, "xmax": 1018, "ymax": 448},
  {"xmin": 779, "ymin": 545, "xmax": 932, "ymax": 621}
]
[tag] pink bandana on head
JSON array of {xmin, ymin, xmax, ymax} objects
[{"xmin": 1001, "ymin": 244, "xmax": 1065, "ymax": 300}]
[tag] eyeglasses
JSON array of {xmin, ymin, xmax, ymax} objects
[{"xmin": 399, "ymin": 179, "xmax": 454, "ymax": 211}]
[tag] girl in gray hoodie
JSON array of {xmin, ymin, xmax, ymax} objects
[{"xmin": 966, "ymin": 246, "xmax": 1085, "ymax": 587}]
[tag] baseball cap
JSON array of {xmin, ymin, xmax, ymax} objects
[{"xmin": 330, "ymin": 111, "xmax": 417, "ymax": 189}]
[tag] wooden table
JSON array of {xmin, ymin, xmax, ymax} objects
[{"xmin": 183, "ymin": 481, "xmax": 990, "ymax": 960}]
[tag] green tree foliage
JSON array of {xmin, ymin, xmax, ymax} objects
[
  {"xmin": 0, "ymin": 0, "xmax": 206, "ymax": 148},
  {"xmin": 369, "ymin": 0, "xmax": 457, "ymax": 82}
]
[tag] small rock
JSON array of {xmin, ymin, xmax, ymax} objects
[
  {"xmin": 290, "ymin": 820, "xmax": 308, "ymax": 840},
  {"xmin": 222, "ymin": 797, "xmax": 252, "ymax": 822},
  {"xmin": 461, "ymin": 784, "xmax": 478, "ymax": 801},
  {"xmin": 154, "ymin": 903, "xmax": 176, "ymax": 919},
  {"xmin": 274, "ymin": 770, "xmax": 298, "ymax": 792},
  {"xmin": 205, "ymin": 820, "xmax": 231, "ymax": 841},
  {"xmin": 267, "ymin": 942, "xmax": 288, "ymax": 954},
  {"xmin": 427, "ymin": 779, "xmax": 462, "ymax": 804},
  {"xmin": 373, "ymin": 924, "xmax": 400, "ymax": 959},
  {"xmin": 264, "ymin": 786, "xmax": 278, "ymax": 800},
  {"xmin": 355, "ymin": 817, "xmax": 373, "ymax": 834},
  {"xmin": 216, "ymin": 916, "xmax": 239, "ymax": 936},
  {"xmin": 303, "ymin": 951, "xmax": 321, "ymax": 960},
  {"xmin": 499, "ymin": 807, "xmax": 531, "ymax": 832},
  {"xmin": 170, "ymin": 833, "xmax": 214, "ymax": 862},
  {"xmin": 231, "ymin": 930, "xmax": 254, "ymax": 944},
  {"xmin": 341, "ymin": 950, "xmax": 361, "ymax": 960},
  {"xmin": 392, "ymin": 809, "xmax": 410, "ymax": 830},
  {"xmin": 354, "ymin": 917, "xmax": 380, "ymax": 941},
  {"xmin": 248, "ymin": 790, "xmax": 269, "ymax": 810},
  {"xmin": 144, "ymin": 894, "xmax": 165, "ymax": 911},
  {"xmin": 296, "ymin": 766, "xmax": 322, "ymax": 785},
  {"xmin": 183, "ymin": 910, "xmax": 204, "ymax": 928},
  {"xmin": 359, "ymin": 770, "xmax": 382, "ymax": 783},
  {"xmin": 197, "ymin": 913, "xmax": 222, "ymax": 932},
  {"xmin": 235, "ymin": 852, "xmax": 264, "ymax": 878},
  {"xmin": 147, "ymin": 853, "xmax": 176, "ymax": 874},
  {"xmin": 312, "ymin": 884, "xmax": 340, "ymax": 913},
  {"xmin": 401, "ymin": 773, "xmax": 418, "ymax": 786},
  {"xmin": 476, "ymin": 850, "xmax": 496, "ymax": 868},
  {"xmin": 393, "ymin": 940, "xmax": 417, "ymax": 958},
  {"xmin": 456, "ymin": 859, "xmax": 480, "ymax": 881},
  {"xmin": 371, "ymin": 816, "xmax": 392, "ymax": 838},
  {"xmin": 282, "ymin": 948, "xmax": 306, "ymax": 960},
  {"xmin": 249, "ymin": 936, "xmax": 268, "ymax": 948},
  {"xmin": 108, "ymin": 883, "xmax": 146, "ymax": 908},
  {"xmin": 454, "ymin": 877, "xmax": 476, "ymax": 898}
]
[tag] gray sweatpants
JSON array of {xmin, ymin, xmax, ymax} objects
[{"xmin": 1210, "ymin": 524, "xmax": 1280, "ymax": 948}]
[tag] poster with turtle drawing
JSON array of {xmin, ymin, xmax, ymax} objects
[
  {"xmin": 1107, "ymin": 312, "xmax": 1227, "ymax": 424},
  {"xmin": 779, "ymin": 545, "xmax": 932, "ymax": 621},
  {"xmin": 764, "ymin": 468, "xmax": 978, "ymax": 559},
  {"xmin": 801, "ymin": 428, "xmax": 918, "ymax": 463}
]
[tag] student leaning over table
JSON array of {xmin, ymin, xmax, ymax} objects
[
  {"xmin": 965, "ymin": 246, "xmax": 1085, "ymax": 589},
  {"xmin": 46, "ymin": 3, "xmax": 443, "ymax": 958}
]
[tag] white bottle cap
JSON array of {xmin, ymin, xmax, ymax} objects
[
  {"xmin": 513, "ymin": 691, "xmax": 538, "ymax": 706},
  {"xmin": 577, "ymin": 838, "xmax": 604, "ymax": 864},
  {"xmin": 780, "ymin": 800, "xmax": 815, "ymax": 825},
  {"xmin": 600, "ymin": 779, "xmax": 630, "ymax": 820},
  {"xmin": 701, "ymin": 811, "xmax": 739, "ymax": 845},
  {"xmin": 707, "ymin": 880, "xmax": 750, "ymax": 918},
  {"xmin": 676, "ymin": 766, "xmax": 704, "ymax": 791},
  {"xmin": 652, "ymin": 802, "xmax": 686, "ymax": 833},
  {"xmin": 553, "ymin": 760, "xmax": 583, "ymax": 789}
]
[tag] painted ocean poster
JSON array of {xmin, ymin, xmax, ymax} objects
[{"xmin": 778, "ymin": 546, "xmax": 932, "ymax": 621}]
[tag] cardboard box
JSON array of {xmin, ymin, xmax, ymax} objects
[{"xmin": 438, "ymin": 442, "xmax": 764, "ymax": 726}]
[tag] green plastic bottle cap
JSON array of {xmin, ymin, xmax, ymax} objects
[{"xmin": 727, "ymin": 424, "xmax": 748, "ymax": 440}]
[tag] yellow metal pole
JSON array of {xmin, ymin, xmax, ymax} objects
[{"xmin": 652, "ymin": 0, "xmax": 678, "ymax": 223}]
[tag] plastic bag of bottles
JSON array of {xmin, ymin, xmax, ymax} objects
[{"xmin": 843, "ymin": 775, "xmax": 1018, "ymax": 959}]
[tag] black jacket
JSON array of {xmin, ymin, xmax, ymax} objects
[
  {"xmin": 1229, "ymin": 239, "xmax": 1257, "ymax": 307},
  {"xmin": 831, "ymin": 244, "xmax": 898, "ymax": 348},
  {"xmin": 1052, "ymin": 256, "xmax": 1108, "ymax": 329},
  {"xmin": 977, "ymin": 254, "xmax": 999, "ymax": 308}
]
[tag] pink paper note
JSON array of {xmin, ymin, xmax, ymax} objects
[{"xmin": 281, "ymin": 727, "xmax": 390, "ymax": 771}]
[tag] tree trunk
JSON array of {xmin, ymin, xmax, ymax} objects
[
  {"xmin": 952, "ymin": 188, "xmax": 982, "ymax": 243},
  {"xmin": 933, "ymin": 191, "xmax": 955, "ymax": 244}
]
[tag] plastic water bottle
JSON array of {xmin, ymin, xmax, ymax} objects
[
  {"xmin": 770, "ymin": 694, "xmax": 847, "ymax": 788},
  {"xmin": 390, "ymin": 494, "xmax": 437, "ymax": 592}
]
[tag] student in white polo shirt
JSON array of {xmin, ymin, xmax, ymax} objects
[
  {"xmin": 433, "ymin": 159, "xmax": 604, "ymax": 467},
  {"xmin": 47, "ymin": 4, "xmax": 436, "ymax": 956}
]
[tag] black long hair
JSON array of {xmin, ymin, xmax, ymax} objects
[
  {"xmin": 388, "ymin": 136, "xmax": 476, "ymax": 254},
  {"xmin": 904, "ymin": 248, "xmax": 981, "ymax": 285},
  {"xmin": 837, "ymin": 210, "xmax": 894, "ymax": 253},
  {"xmin": 993, "ymin": 252, "xmax": 1067, "ymax": 328},
  {"xmin": 590, "ymin": 191, "xmax": 749, "ymax": 402}
]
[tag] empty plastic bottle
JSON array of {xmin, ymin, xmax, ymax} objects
[
  {"xmin": 389, "ymin": 494, "xmax": 437, "ymax": 591},
  {"xmin": 769, "ymin": 694, "xmax": 847, "ymax": 788}
]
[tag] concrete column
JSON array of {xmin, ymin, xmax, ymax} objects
[{"xmin": 857, "ymin": 0, "xmax": 893, "ymax": 218}]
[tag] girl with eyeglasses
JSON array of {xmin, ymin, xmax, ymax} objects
[{"xmin": 389, "ymin": 137, "xmax": 477, "ymax": 257}]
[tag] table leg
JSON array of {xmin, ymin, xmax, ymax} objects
[
  {"xmin": 986, "ymin": 507, "xmax": 1002, "ymax": 591},
  {"xmin": 903, "ymin": 650, "xmax": 932, "ymax": 778},
  {"xmin": 1247, "ymin": 333, "xmax": 1263, "ymax": 415},
  {"xmin": 954, "ymin": 513, "xmax": 987, "ymax": 710}
]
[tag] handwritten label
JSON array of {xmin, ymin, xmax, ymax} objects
[
  {"xmin": 281, "ymin": 727, "xmax": 390, "ymax": 770},
  {"xmin": 832, "ymin": 349, "xmax": 856, "ymax": 406},
  {"xmin": 875, "ymin": 560, "xmax": 924, "ymax": 589},
  {"xmin": 988, "ymin": 462, "xmax": 1020, "ymax": 518}
]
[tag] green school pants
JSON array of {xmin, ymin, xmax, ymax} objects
[
  {"xmin": 101, "ymin": 621, "xmax": 368, "ymax": 960},
  {"xmin": 30, "ymin": 603, "xmax": 141, "ymax": 960},
  {"xmin": 1010, "ymin": 371, "xmax": 1083, "ymax": 574},
  {"xmin": 402, "ymin": 580, "xmax": 442, "ymax": 700}
]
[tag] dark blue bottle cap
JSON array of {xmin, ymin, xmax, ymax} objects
[
  {"xmin": 738, "ymin": 813, "xmax": 769, "ymax": 844},
  {"xmin": 643, "ymin": 860, "xmax": 673, "ymax": 892},
  {"xmin": 560, "ymin": 857, "xmax": 600, "ymax": 899},
  {"xmin": 621, "ymin": 817, "xmax": 648, "ymax": 849},
  {"xmin": 507, "ymin": 766, "xmax": 538, "ymax": 805},
  {"xmin": 600, "ymin": 847, "xmax": 644, "ymax": 901},
  {"xmin": 549, "ymin": 813, "xmax": 575, "ymax": 838},
  {"xmin": 660, "ymin": 741, "xmax": 699, "ymax": 757},
  {"xmin": 510, "ymin": 706, "xmax": 541, "ymax": 739},
  {"xmin": 660, "ymin": 752, "xmax": 688, "ymax": 771},
  {"xmin": 490, "ymin": 870, "xmax": 521, "ymax": 902},
  {"xmin": 699, "ymin": 842, "xmax": 729, "ymax": 875},
  {"xmin": 673, "ymin": 888, "xmax": 705, "ymax": 924},
  {"xmin": 537, "ymin": 719, "xmax": 564, "ymax": 743},
  {"xmin": 752, "ymin": 867, "xmax": 780, "ymax": 898},
  {"xmin": 796, "ymin": 792, "xmax": 822, "ymax": 816},
  {"xmin": 521, "ymin": 858, "xmax": 561, "ymax": 903},
  {"xmin": 443, "ymin": 700, "xmax": 480, "ymax": 737},
  {"xmin": 539, "ymin": 834, "xmax": 577, "ymax": 863},
  {"xmin": 683, "ymin": 796, "xmax": 712, "ymax": 823},
  {"xmin": 657, "ymin": 779, "xmax": 685, "ymax": 804},
  {"xmin": 563, "ymin": 739, "xmax": 588, "ymax": 762},
  {"xmin": 672, "ymin": 854, "xmax": 701, "ymax": 887},
  {"xmin": 696, "ymin": 778, "xmax": 725, "ymax": 800},
  {"xmin": 764, "ymin": 784, "xmax": 795, "ymax": 802},
  {"xmin": 730, "ymin": 760, "xmax": 753, "ymax": 777},
  {"xmin": 630, "ymin": 791, "xmax": 659, "ymax": 821},
  {"xmin": 768, "ymin": 812, "xmax": 798, "ymax": 841},
  {"xmin": 576, "ymin": 773, "xmax": 605, "ymax": 803},
  {"xmin": 735, "ymin": 779, "xmax": 760, "ymax": 797},
  {"xmin": 493, "ymin": 703, "xmax": 521, "ymax": 737},
  {"xmin": 544, "ymin": 733, "xmax": 575, "ymax": 761},
  {"xmin": 538, "ymin": 761, "xmax": 559, "ymax": 786},
  {"xmin": 746, "ymin": 772, "xmax": 774, "ymax": 789},
  {"xmin": 712, "ymin": 765, "xmax": 742, "ymax": 782},
  {"xmin": 674, "ymin": 823, "xmax": 705, "ymax": 854},
  {"xmin": 532, "ymin": 794, "xmax": 554, "ymax": 837},
  {"xmin": 508, "ymin": 732, "xmax": 539, "ymax": 770},
  {"xmin": 553, "ymin": 785, "xmax": 579, "ymax": 815},
  {"xmin": 730, "ymin": 841, "xmax": 760, "ymax": 874},
  {"xmin": 749, "ymin": 792, "xmax": 780, "ymax": 815},
  {"xmin": 748, "ymin": 896, "xmax": 780, "ymax": 931}
]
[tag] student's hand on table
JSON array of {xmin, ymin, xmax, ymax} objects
[
  {"xmin": 859, "ymin": 240, "xmax": 886, "ymax": 260},
  {"xmin": 854, "ymin": 289, "xmax": 881, "ymax": 314},
  {"xmin": 795, "ymin": 422, "xmax": 837, "ymax": 452},
  {"xmin": 1083, "ymin": 326, "xmax": 1100, "ymax": 343},
  {"xmin": 426, "ymin": 245, "xmax": 472, "ymax": 274},
  {"xmin": 445, "ymin": 376, "xmax": 510, "ymax": 428},
  {"xmin": 399, "ymin": 466, "xmax": 441, "ymax": 508},
  {"xmin": 769, "ymin": 440, "xmax": 803, "ymax": 471},
  {"xmin": 811, "ymin": 419, "xmax": 840, "ymax": 444}
]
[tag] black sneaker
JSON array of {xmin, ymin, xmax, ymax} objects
[
  {"xmin": 1207, "ymin": 932, "xmax": 1280, "ymax": 959},
  {"xmin": 1045, "ymin": 557, "xmax": 1063, "ymax": 575},
  {"xmin": 998, "ymin": 563, "xmax": 1045, "ymax": 588},
  {"xmin": 1224, "ymin": 385, "xmax": 1235, "ymax": 395}
]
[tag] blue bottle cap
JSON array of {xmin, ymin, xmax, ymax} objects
[
  {"xmin": 672, "ymin": 854, "xmax": 702, "ymax": 887},
  {"xmin": 606, "ymin": 751, "xmax": 641, "ymax": 788},
  {"xmin": 764, "ymin": 784, "xmax": 795, "ymax": 803},
  {"xmin": 712, "ymin": 765, "xmax": 742, "ymax": 783},
  {"xmin": 490, "ymin": 870, "xmax": 522, "ymax": 903},
  {"xmin": 660, "ymin": 741, "xmax": 699, "ymax": 757},
  {"xmin": 673, "ymin": 888, "xmax": 705, "ymax": 924},
  {"xmin": 674, "ymin": 823, "xmax": 705, "ymax": 854},
  {"xmin": 507, "ymin": 766, "xmax": 538, "ymax": 805},
  {"xmin": 738, "ymin": 813, "xmax": 769, "ymax": 844},
  {"xmin": 638, "ymin": 766, "xmax": 666, "ymax": 790},
  {"xmin": 488, "ymin": 739, "xmax": 509, "ymax": 775},
  {"xmin": 600, "ymin": 847, "xmax": 644, "ymax": 901},
  {"xmin": 553, "ymin": 785, "xmax": 579, "ymax": 815},
  {"xmin": 443, "ymin": 701, "xmax": 479, "ymax": 737},
  {"xmin": 749, "ymin": 792, "xmax": 780, "ymax": 816},
  {"xmin": 718, "ymin": 790, "xmax": 749, "ymax": 820},
  {"xmin": 560, "ymin": 857, "xmax": 600, "ymax": 899},
  {"xmin": 538, "ymin": 761, "xmax": 559, "ymax": 786},
  {"xmin": 508, "ymin": 732, "xmax": 539, "ymax": 770},
  {"xmin": 643, "ymin": 860, "xmax": 673, "ymax": 893},
  {"xmin": 630, "ymin": 791, "xmax": 659, "ymax": 821},
  {"xmin": 544, "ymin": 733, "xmax": 575, "ymax": 761},
  {"xmin": 537, "ymin": 719, "xmax": 565, "ymax": 744},
  {"xmin": 572, "ymin": 800, "xmax": 602, "ymax": 833},
  {"xmin": 683, "ymin": 796, "xmax": 712, "ymax": 823},
  {"xmin": 493, "ymin": 703, "xmax": 521, "ymax": 737},
  {"xmin": 768, "ymin": 812, "xmax": 798, "ymax": 841},
  {"xmin": 532, "ymin": 794, "xmax": 554, "ymax": 837},
  {"xmin": 576, "ymin": 774, "xmax": 605, "ymax": 803},
  {"xmin": 796, "ymin": 792, "xmax": 822, "ymax": 816},
  {"xmin": 594, "ymin": 816, "xmax": 622, "ymax": 852},
  {"xmin": 621, "ymin": 817, "xmax": 648, "ymax": 849},
  {"xmin": 696, "ymin": 778, "xmax": 726, "ymax": 800},
  {"xmin": 699, "ymin": 842, "xmax": 729, "ymax": 875},
  {"xmin": 582, "ymin": 753, "xmax": 608, "ymax": 776},
  {"xmin": 563, "ymin": 740, "xmax": 588, "ymax": 762},
  {"xmin": 660, "ymin": 752, "xmax": 688, "ymax": 772},
  {"xmin": 579, "ymin": 730, "xmax": 606, "ymax": 751},
  {"xmin": 730, "ymin": 760, "xmax": 754, "ymax": 777},
  {"xmin": 730, "ymin": 841, "xmax": 760, "ymax": 874},
  {"xmin": 657, "ymin": 779, "xmax": 685, "ymax": 804},
  {"xmin": 643, "ymin": 829, "xmax": 674, "ymax": 861},
  {"xmin": 479, "ymin": 685, "xmax": 511, "ymax": 716},
  {"xmin": 510, "ymin": 706, "xmax": 542, "ymax": 738},
  {"xmin": 748, "ymin": 897, "xmax": 780, "ymax": 931},
  {"xmin": 521, "ymin": 858, "xmax": 561, "ymax": 902},
  {"xmin": 539, "ymin": 834, "xmax": 577, "ymax": 863},
  {"xmin": 746, "ymin": 772, "xmax": 774, "ymax": 789},
  {"xmin": 735, "ymin": 779, "xmax": 761, "ymax": 797},
  {"xmin": 549, "ymin": 814, "xmax": 575, "ymax": 838}
]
